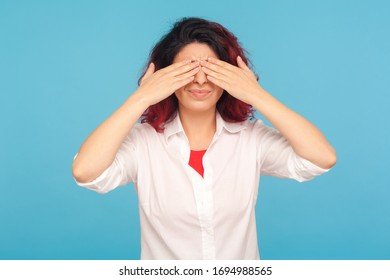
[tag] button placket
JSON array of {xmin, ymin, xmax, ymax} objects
[
  {"xmin": 188, "ymin": 159, "xmax": 216, "ymax": 259},
  {"xmin": 179, "ymin": 131, "xmax": 217, "ymax": 260}
]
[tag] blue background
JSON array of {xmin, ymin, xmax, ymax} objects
[{"xmin": 1, "ymin": 0, "xmax": 389, "ymax": 259}]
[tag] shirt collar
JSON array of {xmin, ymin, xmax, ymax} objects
[
  {"xmin": 215, "ymin": 111, "xmax": 247, "ymax": 135},
  {"xmin": 163, "ymin": 112, "xmax": 184, "ymax": 141},
  {"xmin": 163, "ymin": 111, "xmax": 247, "ymax": 142}
]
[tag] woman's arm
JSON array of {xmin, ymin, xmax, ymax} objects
[
  {"xmin": 249, "ymin": 89, "xmax": 336, "ymax": 169},
  {"xmin": 72, "ymin": 60, "xmax": 200, "ymax": 183},
  {"xmin": 201, "ymin": 57, "xmax": 336, "ymax": 169},
  {"xmin": 72, "ymin": 94, "xmax": 148, "ymax": 184}
]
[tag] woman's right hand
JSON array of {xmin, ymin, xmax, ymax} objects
[
  {"xmin": 134, "ymin": 60, "xmax": 200, "ymax": 106},
  {"xmin": 72, "ymin": 61, "xmax": 199, "ymax": 184}
]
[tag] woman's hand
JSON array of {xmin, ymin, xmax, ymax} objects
[
  {"xmin": 202, "ymin": 57, "xmax": 336, "ymax": 169},
  {"xmin": 200, "ymin": 56, "xmax": 263, "ymax": 105},
  {"xmin": 135, "ymin": 60, "xmax": 200, "ymax": 106}
]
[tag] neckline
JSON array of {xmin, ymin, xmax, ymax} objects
[{"xmin": 191, "ymin": 149, "xmax": 207, "ymax": 153}]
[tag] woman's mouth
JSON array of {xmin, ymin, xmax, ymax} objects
[{"xmin": 188, "ymin": 89, "xmax": 212, "ymax": 99}]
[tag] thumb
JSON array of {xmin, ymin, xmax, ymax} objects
[
  {"xmin": 140, "ymin": 62, "xmax": 155, "ymax": 85},
  {"xmin": 237, "ymin": 56, "xmax": 250, "ymax": 72}
]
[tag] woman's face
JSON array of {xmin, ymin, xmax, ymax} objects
[{"xmin": 173, "ymin": 42, "xmax": 224, "ymax": 114}]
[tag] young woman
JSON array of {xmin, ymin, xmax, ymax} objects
[{"xmin": 72, "ymin": 17, "xmax": 336, "ymax": 260}]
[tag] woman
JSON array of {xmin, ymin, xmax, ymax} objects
[{"xmin": 72, "ymin": 17, "xmax": 336, "ymax": 260}]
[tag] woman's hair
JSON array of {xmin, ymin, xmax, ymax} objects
[{"xmin": 139, "ymin": 17, "xmax": 255, "ymax": 132}]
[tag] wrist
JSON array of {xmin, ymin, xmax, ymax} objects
[
  {"xmin": 128, "ymin": 89, "xmax": 153, "ymax": 109},
  {"xmin": 246, "ymin": 86, "xmax": 268, "ymax": 107},
  {"xmin": 124, "ymin": 90, "xmax": 152, "ymax": 114}
]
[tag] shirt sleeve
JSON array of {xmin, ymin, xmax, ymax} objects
[
  {"xmin": 73, "ymin": 131, "xmax": 138, "ymax": 194},
  {"xmin": 255, "ymin": 119, "xmax": 329, "ymax": 182}
]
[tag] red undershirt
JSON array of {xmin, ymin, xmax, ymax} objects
[{"xmin": 188, "ymin": 150, "xmax": 207, "ymax": 177}]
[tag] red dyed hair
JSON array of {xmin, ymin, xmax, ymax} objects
[{"xmin": 139, "ymin": 17, "xmax": 255, "ymax": 132}]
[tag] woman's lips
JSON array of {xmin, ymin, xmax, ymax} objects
[{"xmin": 188, "ymin": 89, "xmax": 211, "ymax": 98}]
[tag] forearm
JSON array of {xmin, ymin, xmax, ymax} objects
[
  {"xmin": 72, "ymin": 92, "xmax": 149, "ymax": 183},
  {"xmin": 200, "ymin": 56, "xmax": 336, "ymax": 169},
  {"xmin": 72, "ymin": 60, "xmax": 200, "ymax": 183},
  {"xmin": 250, "ymin": 88, "xmax": 336, "ymax": 169}
]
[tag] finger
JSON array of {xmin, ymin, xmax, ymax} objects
[
  {"xmin": 173, "ymin": 76, "xmax": 195, "ymax": 89},
  {"xmin": 158, "ymin": 60, "xmax": 198, "ymax": 78},
  {"xmin": 237, "ymin": 56, "xmax": 251, "ymax": 72},
  {"xmin": 205, "ymin": 74, "xmax": 229, "ymax": 90},
  {"xmin": 206, "ymin": 57, "xmax": 236, "ymax": 71},
  {"xmin": 171, "ymin": 67, "xmax": 199, "ymax": 89},
  {"xmin": 144, "ymin": 62, "xmax": 155, "ymax": 78},
  {"xmin": 237, "ymin": 56, "xmax": 258, "ymax": 80},
  {"xmin": 201, "ymin": 59, "xmax": 234, "ymax": 76},
  {"xmin": 170, "ymin": 67, "xmax": 200, "ymax": 90},
  {"xmin": 176, "ymin": 65, "xmax": 200, "ymax": 79},
  {"xmin": 140, "ymin": 62, "xmax": 155, "ymax": 85},
  {"xmin": 201, "ymin": 66, "xmax": 230, "ymax": 82},
  {"xmin": 162, "ymin": 59, "xmax": 193, "ymax": 74},
  {"xmin": 170, "ymin": 61, "xmax": 200, "ymax": 77}
]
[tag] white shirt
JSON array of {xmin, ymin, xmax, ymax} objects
[{"xmin": 74, "ymin": 112, "xmax": 328, "ymax": 260}]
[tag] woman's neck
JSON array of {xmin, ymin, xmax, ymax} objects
[{"xmin": 178, "ymin": 108, "xmax": 217, "ymax": 151}]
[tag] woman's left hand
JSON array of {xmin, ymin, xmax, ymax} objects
[{"xmin": 201, "ymin": 56, "xmax": 263, "ymax": 105}]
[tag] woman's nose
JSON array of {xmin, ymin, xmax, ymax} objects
[{"xmin": 193, "ymin": 66, "xmax": 207, "ymax": 85}]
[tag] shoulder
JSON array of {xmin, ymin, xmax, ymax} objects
[
  {"xmin": 240, "ymin": 118, "xmax": 268, "ymax": 132},
  {"xmin": 242, "ymin": 118, "xmax": 281, "ymax": 141},
  {"xmin": 132, "ymin": 122, "xmax": 157, "ymax": 134},
  {"xmin": 125, "ymin": 122, "xmax": 159, "ymax": 144}
]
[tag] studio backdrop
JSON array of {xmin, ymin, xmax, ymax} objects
[{"xmin": 1, "ymin": 0, "xmax": 389, "ymax": 259}]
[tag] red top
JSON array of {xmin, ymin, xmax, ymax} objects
[{"xmin": 188, "ymin": 150, "xmax": 207, "ymax": 177}]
